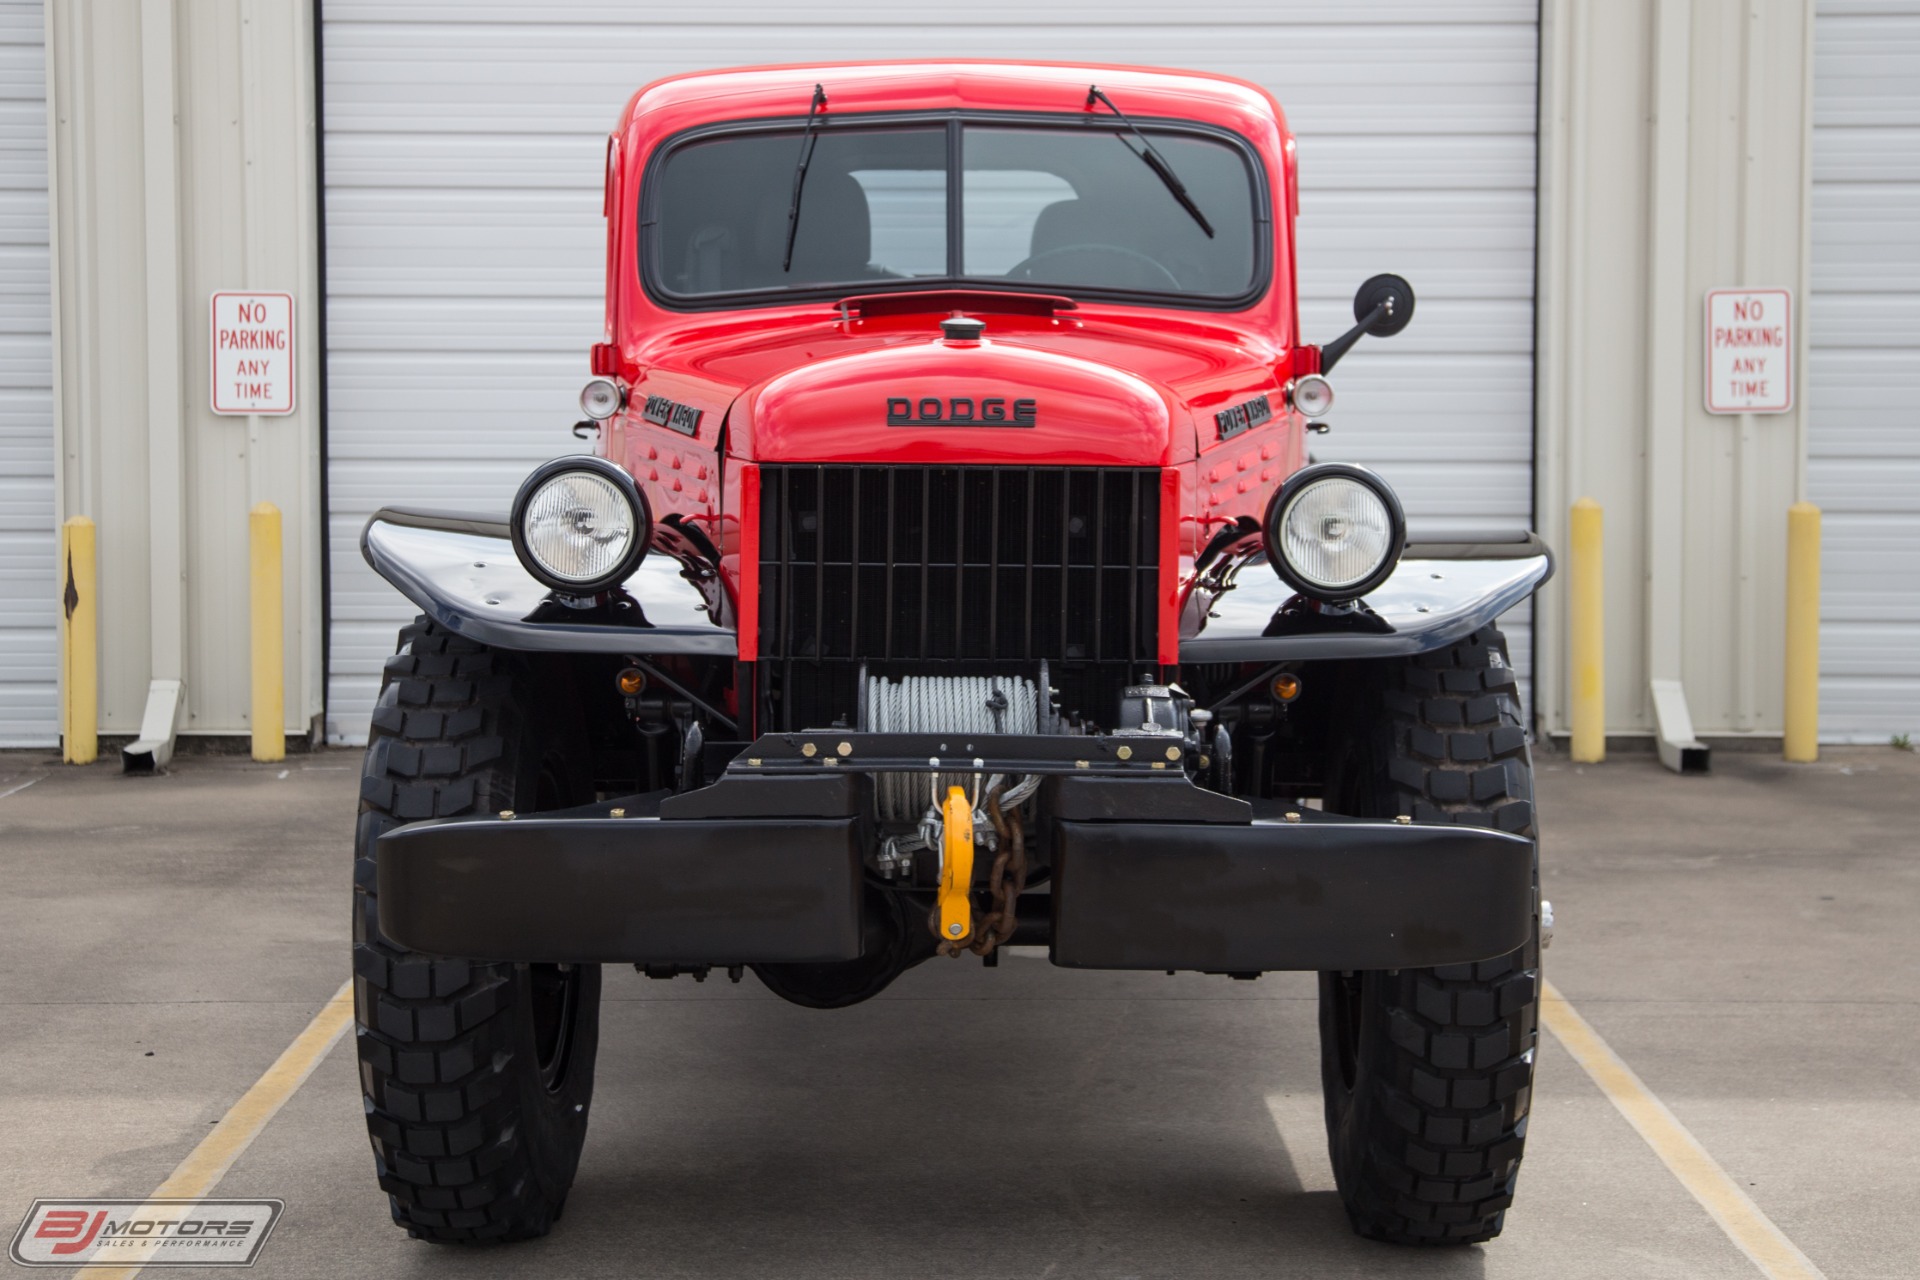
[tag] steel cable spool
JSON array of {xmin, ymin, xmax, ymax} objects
[{"xmin": 862, "ymin": 674, "xmax": 1039, "ymax": 822}]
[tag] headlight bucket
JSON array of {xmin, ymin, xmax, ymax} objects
[
  {"xmin": 1262, "ymin": 463, "xmax": 1406, "ymax": 602},
  {"xmin": 509, "ymin": 455, "xmax": 652, "ymax": 595}
]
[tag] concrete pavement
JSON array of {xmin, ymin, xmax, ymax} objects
[{"xmin": 1, "ymin": 745, "xmax": 1914, "ymax": 1278}]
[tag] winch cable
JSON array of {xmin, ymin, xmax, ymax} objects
[{"xmin": 865, "ymin": 674, "xmax": 1040, "ymax": 821}]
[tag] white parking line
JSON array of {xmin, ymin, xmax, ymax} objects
[
  {"xmin": 1542, "ymin": 980, "xmax": 1827, "ymax": 1280},
  {"xmin": 0, "ymin": 775, "xmax": 43, "ymax": 800}
]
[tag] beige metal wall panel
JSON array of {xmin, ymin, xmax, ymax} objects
[
  {"xmin": 1810, "ymin": 0, "xmax": 1920, "ymax": 740},
  {"xmin": 47, "ymin": 0, "xmax": 323, "ymax": 739},
  {"xmin": 0, "ymin": 0, "xmax": 53, "ymax": 745},
  {"xmin": 1536, "ymin": 0, "xmax": 1814, "ymax": 739},
  {"xmin": 320, "ymin": 0, "xmax": 1541, "ymax": 742},
  {"xmin": 1536, "ymin": 0, "xmax": 1656, "ymax": 735},
  {"xmin": 1676, "ymin": 1, "xmax": 1809, "ymax": 737},
  {"xmin": 48, "ymin": 2, "xmax": 149, "ymax": 734}
]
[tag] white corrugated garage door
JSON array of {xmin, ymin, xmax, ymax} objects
[
  {"xmin": 0, "ymin": 1, "xmax": 53, "ymax": 747},
  {"xmin": 1811, "ymin": 1, "xmax": 1920, "ymax": 741},
  {"xmin": 321, "ymin": 1, "xmax": 1539, "ymax": 742}
]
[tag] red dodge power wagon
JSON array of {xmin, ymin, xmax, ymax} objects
[{"xmin": 355, "ymin": 60, "xmax": 1553, "ymax": 1248}]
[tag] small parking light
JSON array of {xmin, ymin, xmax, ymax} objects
[
  {"xmin": 1290, "ymin": 374, "xmax": 1334, "ymax": 418},
  {"xmin": 579, "ymin": 377, "xmax": 624, "ymax": 421}
]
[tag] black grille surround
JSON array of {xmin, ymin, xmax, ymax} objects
[{"xmin": 757, "ymin": 464, "xmax": 1162, "ymax": 731}]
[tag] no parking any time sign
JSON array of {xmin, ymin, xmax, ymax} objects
[
  {"xmin": 211, "ymin": 291, "xmax": 295, "ymax": 416},
  {"xmin": 1705, "ymin": 288, "xmax": 1792, "ymax": 415}
]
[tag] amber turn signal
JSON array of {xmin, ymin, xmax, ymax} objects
[
  {"xmin": 1272, "ymin": 672, "xmax": 1302, "ymax": 702},
  {"xmin": 616, "ymin": 667, "xmax": 646, "ymax": 696}
]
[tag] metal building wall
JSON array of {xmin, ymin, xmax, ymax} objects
[
  {"xmin": 1809, "ymin": 0, "xmax": 1920, "ymax": 740},
  {"xmin": 45, "ymin": 0, "xmax": 324, "ymax": 744},
  {"xmin": 319, "ymin": 1, "xmax": 1542, "ymax": 743},
  {"xmin": 1534, "ymin": 0, "xmax": 1817, "ymax": 744},
  {"xmin": 0, "ymin": 0, "xmax": 52, "ymax": 746}
]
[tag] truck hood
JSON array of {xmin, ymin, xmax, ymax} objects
[{"xmin": 630, "ymin": 306, "xmax": 1287, "ymax": 467}]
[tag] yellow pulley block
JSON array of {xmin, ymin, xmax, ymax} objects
[{"xmin": 937, "ymin": 785, "xmax": 975, "ymax": 944}]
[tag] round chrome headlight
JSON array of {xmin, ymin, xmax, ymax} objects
[
  {"xmin": 579, "ymin": 377, "xmax": 624, "ymax": 421},
  {"xmin": 510, "ymin": 456, "xmax": 651, "ymax": 594},
  {"xmin": 1263, "ymin": 463, "xmax": 1405, "ymax": 601},
  {"xmin": 1290, "ymin": 374, "xmax": 1334, "ymax": 418}
]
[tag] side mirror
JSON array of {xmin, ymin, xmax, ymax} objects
[{"xmin": 1318, "ymin": 273, "xmax": 1415, "ymax": 373}]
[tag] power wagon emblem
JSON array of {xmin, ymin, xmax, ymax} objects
[
  {"xmin": 887, "ymin": 396, "xmax": 1037, "ymax": 428},
  {"xmin": 641, "ymin": 394, "xmax": 703, "ymax": 436},
  {"xmin": 1215, "ymin": 393, "xmax": 1272, "ymax": 440}
]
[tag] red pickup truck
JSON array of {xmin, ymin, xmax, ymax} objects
[{"xmin": 354, "ymin": 60, "xmax": 1552, "ymax": 1248}]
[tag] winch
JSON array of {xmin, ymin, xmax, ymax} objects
[{"xmin": 858, "ymin": 669, "xmax": 1066, "ymax": 821}]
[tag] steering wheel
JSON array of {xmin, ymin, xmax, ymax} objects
[{"xmin": 1007, "ymin": 243, "xmax": 1182, "ymax": 291}]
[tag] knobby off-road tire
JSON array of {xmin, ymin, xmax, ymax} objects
[
  {"xmin": 353, "ymin": 618, "xmax": 602, "ymax": 1243},
  {"xmin": 1319, "ymin": 624, "xmax": 1542, "ymax": 1245}
]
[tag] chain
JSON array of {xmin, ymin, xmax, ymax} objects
[{"xmin": 929, "ymin": 784, "xmax": 1029, "ymax": 959}]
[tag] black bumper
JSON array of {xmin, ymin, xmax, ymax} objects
[
  {"xmin": 376, "ymin": 741, "xmax": 1534, "ymax": 972},
  {"xmin": 1050, "ymin": 811, "xmax": 1532, "ymax": 971},
  {"xmin": 377, "ymin": 778, "xmax": 867, "ymax": 966}
]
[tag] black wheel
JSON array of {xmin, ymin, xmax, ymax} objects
[
  {"xmin": 352, "ymin": 618, "xmax": 602, "ymax": 1243},
  {"xmin": 1318, "ymin": 625, "xmax": 1542, "ymax": 1244}
]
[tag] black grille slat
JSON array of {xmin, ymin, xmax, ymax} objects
[
  {"xmin": 1121, "ymin": 475, "xmax": 1136, "ymax": 667},
  {"xmin": 847, "ymin": 467, "xmax": 861, "ymax": 660},
  {"xmin": 813, "ymin": 466, "xmax": 826, "ymax": 660},
  {"xmin": 879, "ymin": 474, "xmax": 894, "ymax": 660},
  {"xmin": 1023, "ymin": 469, "xmax": 1036, "ymax": 661},
  {"xmin": 1093, "ymin": 473, "xmax": 1106, "ymax": 661},
  {"xmin": 759, "ymin": 465, "xmax": 1161, "ymax": 725},
  {"xmin": 987, "ymin": 469, "xmax": 1001, "ymax": 652}
]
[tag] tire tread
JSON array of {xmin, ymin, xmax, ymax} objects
[
  {"xmin": 1325, "ymin": 625, "xmax": 1541, "ymax": 1246},
  {"xmin": 354, "ymin": 618, "xmax": 586, "ymax": 1244}
]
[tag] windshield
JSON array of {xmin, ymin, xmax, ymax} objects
[{"xmin": 648, "ymin": 119, "xmax": 1262, "ymax": 306}]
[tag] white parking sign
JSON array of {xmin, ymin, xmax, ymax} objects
[
  {"xmin": 211, "ymin": 291, "xmax": 295, "ymax": 415},
  {"xmin": 1704, "ymin": 288, "xmax": 1792, "ymax": 415}
]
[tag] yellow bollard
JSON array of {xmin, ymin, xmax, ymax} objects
[
  {"xmin": 1569, "ymin": 498, "xmax": 1604, "ymax": 763},
  {"xmin": 59, "ymin": 516, "xmax": 98, "ymax": 764},
  {"xmin": 1783, "ymin": 502, "xmax": 1820, "ymax": 762},
  {"xmin": 250, "ymin": 502, "xmax": 285, "ymax": 763}
]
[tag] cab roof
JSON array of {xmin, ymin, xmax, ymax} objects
[{"xmin": 617, "ymin": 60, "xmax": 1289, "ymax": 142}]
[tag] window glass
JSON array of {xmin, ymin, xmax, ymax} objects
[
  {"xmin": 961, "ymin": 169, "xmax": 1077, "ymax": 275},
  {"xmin": 851, "ymin": 169, "xmax": 947, "ymax": 278},
  {"xmin": 649, "ymin": 119, "xmax": 1259, "ymax": 303},
  {"xmin": 654, "ymin": 127, "xmax": 946, "ymax": 296},
  {"xmin": 961, "ymin": 126, "xmax": 1256, "ymax": 297}
]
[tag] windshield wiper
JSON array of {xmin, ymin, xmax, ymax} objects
[
  {"xmin": 1086, "ymin": 85, "xmax": 1214, "ymax": 239},
  {"xmin": 782, "ymin": 84, "xmax": 828, "ymax": 272}
]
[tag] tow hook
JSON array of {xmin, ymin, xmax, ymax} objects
[{"xmin": 935, "ymin": 786, "xmax": 975, "ymax": 949}]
